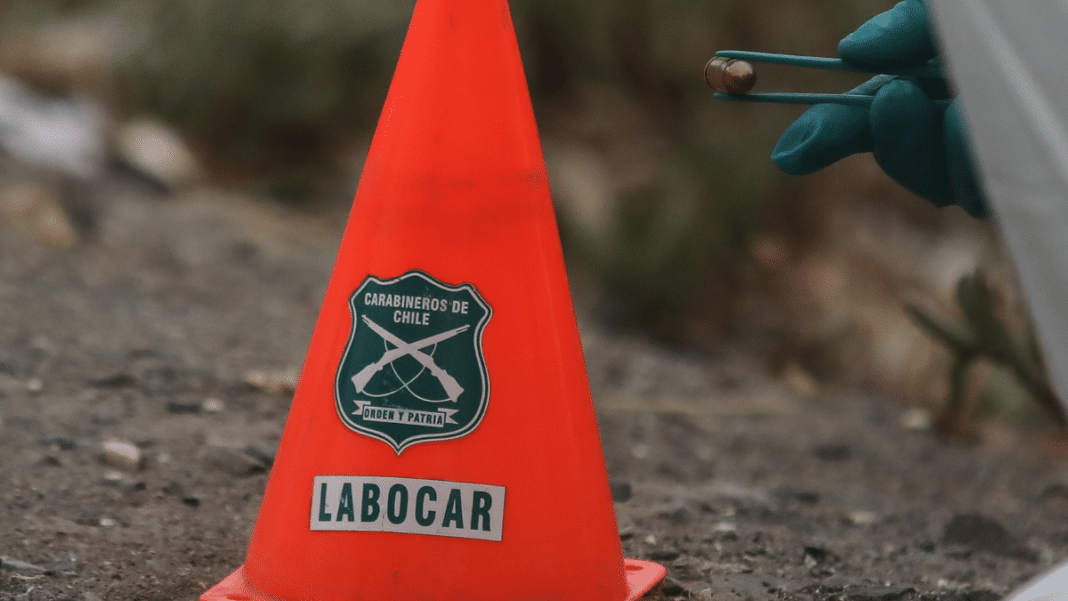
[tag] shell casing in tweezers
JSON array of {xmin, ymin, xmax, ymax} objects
[{"xmin": 714, "ymin": 50, "xmax": 944, "ymax": 80}]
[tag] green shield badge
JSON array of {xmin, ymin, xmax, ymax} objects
[{"xmin": 335, "ymin": 271, "xmax": 492, "ymax": 453}]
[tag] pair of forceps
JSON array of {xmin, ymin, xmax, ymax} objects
[{"xmin": 705, "ymin": 50, "xmax": 945, "ymax": 108}]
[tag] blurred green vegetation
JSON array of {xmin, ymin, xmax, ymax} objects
[
  {"xmin": 5, "ymin": 0, "xmax": 1055, "ymax": 428},
  {"xmin": 2, "ymin": 0, "xmax": 895, "ymax": 328}
]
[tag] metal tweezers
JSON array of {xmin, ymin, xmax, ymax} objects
[{"xmin": 710, "ymin": 50, "xmax": 944, "ymax": 108}]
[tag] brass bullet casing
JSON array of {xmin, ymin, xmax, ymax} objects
[{"xmin": 705, "ymin": 57, "xmax": 756, "ymax": 94}]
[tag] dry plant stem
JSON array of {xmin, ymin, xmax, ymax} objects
[{"xmin": 905, "ymin": 271, "xmax": 1068, "ymax": 428}]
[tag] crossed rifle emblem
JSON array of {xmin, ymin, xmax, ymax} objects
[{"xmin": 351, "ymin": 315, "xmax": 469, "ymax": 403}]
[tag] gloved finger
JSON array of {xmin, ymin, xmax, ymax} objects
[
  {"xmin": 771, "ymin": 104, "xmax": 870, "ymax": 175},
  {"xmin": 771, "ymin": 75, "xmax": 892, "ymax": 175},
  {"xmin": 943, "ymin": 101, "xmax": 989, "ymax": 218},
  {"xmin": 838, "ymin": 0, "xmax": 938, "ymax": 69},
  {"xmin": 870, "ymin": 78, "xmax": 954, "ymax": 205}
]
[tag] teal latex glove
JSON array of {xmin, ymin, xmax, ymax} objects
[{"xmin": 772, "ymin": 0, "xmax": 988, "ymax": 218}]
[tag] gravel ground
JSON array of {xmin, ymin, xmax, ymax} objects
[{"xmin": 2, "ymin": 161, "xmax": 1068, "ymax": 601}]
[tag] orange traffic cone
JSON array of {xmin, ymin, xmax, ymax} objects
[{"xmin": 200, "ymin": 0, "xmax": 665, "ymax": 599}]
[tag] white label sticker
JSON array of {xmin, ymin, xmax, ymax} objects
[{"xmin": 311, "ymin": 475, "xmax": 506, "ymax": 541}]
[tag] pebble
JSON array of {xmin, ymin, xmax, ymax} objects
[
  {"xmin": 0, "ymin": 182, "xmax": 79, "ymax": 247},
  {"xmin": 51, "ymin": 553, "xmax": 78, "ymax": 576},
  {"xmin": 702, "ymin": 573, "xmax": 791, "ymax": 600},
  {"xmin": 101, "ymin": 439, "xmax": 141, "ymax": 471},
  {"xmin": 657, "ymin": 576, "xmax": 686, "ymax": 596},
  {"xmin": 39, "ymin": 435, "xmax": 76, "ymax": 450},
  {"xmin": 713, "ymin": 520, "xmax": 737, "ymax": 534},
  {"xmin": 1038, "ymin": 483, "xmax": 1068, "ymax": 501},
  {"xmin": 610, "ymin": 481, "xmax": 633, "ymax": 502},
  {"xmin": 243, "ymin": 444, "xmax": 276, "ymax": 468},
  {"xmin": 102, "ymin": 470, "xmax": 124, "ymax": 483},
  {"xmin": 1, "ymin": 557, "xmax": 46, "ymax": 573},
  {"xmin": 244, "ymin": 368, "xmax": 299, "ymax": 395},
  {"xmin": 849, "ymin": 510, "xmax": 879, "ymax": 526},
  {"xmin": 202, "ymin": 397, "xmax": 225, "ymax": 413},
  {"xmin": 205, "ymin": 446, "xmax": 268, "ymax": 477},
  {"xmin": 901, "ymin": 407, "xmax": 933, "ymax": 430},
  {"xmin": 942, "ymin": 513, "xmax": 1037, "ymax": 561},
  {"xmin": 842, "ymin": 585, "xmax": 914, "ymax": 601},
  {"xmin": 803, "ymin": 546, "xmax": 827, "ymax": 566},
  {"xmin": 165, "ymin": 401, "xmax": 202, "ymax": 414},
  {"xmin": 940, "ymin": 591, "xmax": 999, "ymax": 601},
  {"xmin": 649, "ymin": 548, "xmax": 681, "ymax": 561},
  {"xmin": 113, "ymin": 119, "xmax": 202, "ymax": 190},
  {"xmin": 812, "ymin": 443, "xmax": 852, "ymax": 461},
  {"xmin": 770, "ymin": 486, "xmax": 820, "ymax": 505},
  {"xmin": 88, "ymin": 373, "xmax": 136, "ymax": 388}
]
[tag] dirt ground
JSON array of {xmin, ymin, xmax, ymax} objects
[{"xmin": 3, "ymin": 157, "xmax": 1068, "ymax": 601}]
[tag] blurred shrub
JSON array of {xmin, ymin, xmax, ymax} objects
[
  {"xmin": 114, "ymin": 0, "xmax": 415, "ymax": 199},
  {"xmin": 44, "ymin": 0, "xmax": 895, "ymax": 331}
]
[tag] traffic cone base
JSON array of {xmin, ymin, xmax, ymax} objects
[
  {"xmin": 204, "ymin": 560, "xmax": 666, "ymax": 601},
  {"xmin": 199, "ymin": 1, "xmax": 666, "ymax": 599}
]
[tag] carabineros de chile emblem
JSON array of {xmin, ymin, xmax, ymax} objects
[{"xmin": 335, "ymin": 271, "xmax": 491, "ymax": 453}]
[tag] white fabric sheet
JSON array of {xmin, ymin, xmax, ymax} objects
[{"xmin": 929, "ymin": 0, "xmax": 1068, "ymax": 415}]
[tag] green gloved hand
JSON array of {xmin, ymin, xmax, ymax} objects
[{"xmin": 771, "ymin": 0, "xmax": 988, "ymax": 218}]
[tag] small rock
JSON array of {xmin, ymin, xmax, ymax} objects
[
  {"xmin": 102, "ymin": 470, "xmax": 124, "ymax": 484},
  {"xmin": 901, "ymin": 407, "xmax": 933, "ymax": 431},
  {"xmin": 243, "ymin": 444, "xmax": 276, "ymax": 467},
  {"xmin": 165, "ymin": 401, "xmax": 202, "ymax": 414},
  {"xmin": 781, "ymin": 362, "xmax": 818, "ymax": 398},
  {"xmin": 101, "ymin": 439, "xmax": 141, "ymax": 471},
  {"xmin": 114, "ymin": 119, "xmax": 202, "ymax": 189},
  {"xmin": 940, "ymin": 591, "xmax": 999, "ymax": 601},
  {"xmin": 713, "ymin": 520, "xmax": 737, "ymax": 535},
  {"xmin": 771, "ymin": 486, "xmax": 820, "ymax": 505},
  {"xmin": 39, "ymin": 435, "xmax": 76, "ymax": 450},
  {"xmin": 657, "ymin": 576, "xmax": 686, "ymax": 596},
  {"xmin": 205, "ymin": 446, "xmax": 268, "ymax": 477},
  {"xmin": 616, "ymin": 507, "xmax": 636, "ymax": 539},
  {"xmin": 244, "ymin": 368, "xmax": 299, "ymax": 395},
  {"xmin": 89, "ymin": 413, "xmax": 119, "ymax": 426},
  {"xmin": 610, "ymin": 481, "xmax": 633, "ymax": 502},
  {"xmin": 182, "ymin": 496, "xmax": 200, "ymax": 507},
  {"xmin": 703, "ymin": 573, "xmax": 787, "ymax": 600},
  {"xmin": 202, "ymin": 397, "xmax": 225, "ymax": 413},
  {"xmin": 803, "ymin": 546, "xmax": 827, "ymax": 566},
  {"xmin": 848, "ymin": 510, "xmax": 879, "ymax": 526},
  {"xmin": 649, "ymin": 549, "xmax": 681, "ymax": 561},
  {"xmin": 942, "ymin": 513, "xmax": 1037, "ymax": 561},
  {"xmin": 52, "ymin": 553, "xmax": 79, "ymax": 576},
  {"xmin": 0, "ymin": 182, "xmax": 78, "ymax": 247},
  {"xmin": 1038, "ymin": 483, "xmax": 1068, "ymax": 501},
  {"xmin": 88, "ymin": 373, "xmax": 136, "ymax": 388},
  {"xmin": 813, "ymin": 443, "xmax": 852, "ymax": 461},
  {"xmin": 1, "ymin": 556, "xmax": 46, "ymax": 573},
  {"xmin": 842, "ymin": 585, "xmax": 914, "ymax": 601}
]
